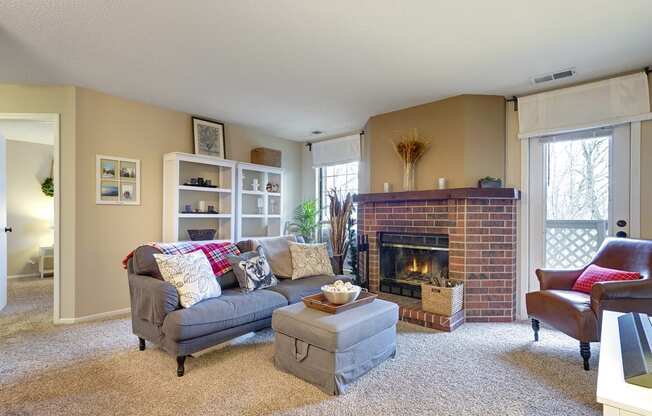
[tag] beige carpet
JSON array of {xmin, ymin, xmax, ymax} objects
[{"xmin": 1, "ymin": 278, "xmax": 601, "ymax": 416}]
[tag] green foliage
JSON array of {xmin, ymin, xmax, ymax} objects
[
  {"xmin": 41, "ymin": 177, "xmax": 54, "ymax": 197},
  {"xmin": 290, "ymin": 199, "xmax": 318, "ymax": 243}
]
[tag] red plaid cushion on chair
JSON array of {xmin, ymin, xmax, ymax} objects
[
  {"xmin": 197, "ymin": 242, "xmax": 241, "ymax": 277},
  {"xmin": 571, "ymin": 264, "xmax": 641, "ymax": 294}
]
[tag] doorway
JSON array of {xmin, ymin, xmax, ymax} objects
[
  {"xmin": 522, "ymin": 124, "xmax": 639, "ymax": 302},
  {"xmin": 0, "ymin": 114, "xmax": 60, "ymax": 324}
]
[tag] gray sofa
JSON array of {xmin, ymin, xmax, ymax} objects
[{"xmin": 127, "ymin": 237, "xmax": 349, "ymax": 376}]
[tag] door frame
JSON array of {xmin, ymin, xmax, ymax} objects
[
  {"xmin": 517, "ymin": 121, "xmax": 642, "ymax": 319},
  {"xmin": 0, "ymin": 113, "xmax": 61, "ymax": 323}
]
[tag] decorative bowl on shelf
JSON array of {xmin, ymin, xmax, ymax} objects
[
  {"xmin": 321, "ymin": 281, "xmax": 362, "ymax": 305},
  {"xmin": 187, "ymin": 229, "xmax": 216, "ymax": 241}
]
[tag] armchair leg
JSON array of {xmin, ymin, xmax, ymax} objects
[
  {"xmin": 176, "ymin": 356, "xmax": 186, "ymax": 377},
  {"xmin": 138, "ymin": 337, "xmax": 146, "ymax": 351},
  {"xmin": 580, "ymin": 342, "xmax": 591, "ymax": 371},
  {"xmin": 531, "ymin": 319, "xmax": 540, "ymax": 342}
]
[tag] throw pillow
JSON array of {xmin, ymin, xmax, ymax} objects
[
  {"xmin": 571, "ymin": 264, "xmax": 641, "ymax": 294},
  {"xmin": 228, "ymin": 247, "xmax": 278, "ymax": 292},
  {"xmin": 154, "ymin": 250, "xmax": 222, "ymax": 308},
  {"xmin": 288, "ymin": 241, "xmax": 334, "ymax": 280},
  {"xmin": 254, "ymin": 236, "xmax": 298, "ymax": 278}
]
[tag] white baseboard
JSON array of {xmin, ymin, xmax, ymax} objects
[
  {"xmin": 56, "ymin": 307, "xmax": 131, "ymax": 325},
  {"xmin": 8, "ymin": 273, "xmax": 41, "ymax": 279}
]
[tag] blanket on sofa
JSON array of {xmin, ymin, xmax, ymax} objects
[{"xmin": 122, "ymin": 241, "xmax": 240, "ymax": 277}]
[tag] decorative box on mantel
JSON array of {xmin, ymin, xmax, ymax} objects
[{"xmin": 354, "ymin": 187, "xmax": 520, "ymax": 332}]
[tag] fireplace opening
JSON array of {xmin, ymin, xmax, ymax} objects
[{"xmin": 379, "ymin": 233, "xmax": 449, "ymax": 299}]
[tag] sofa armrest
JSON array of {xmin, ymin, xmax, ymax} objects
[
  {"xmin": 128, "ymin": 273, "xmax": 179, "ymax": 327},
  {"xmin": 535, "ymin": 268, "xmax": 584, "ymax": 290}
]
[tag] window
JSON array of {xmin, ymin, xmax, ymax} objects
[{"xmin": 318, "ymin": 161, "xmax": 359, "ymax": 220}]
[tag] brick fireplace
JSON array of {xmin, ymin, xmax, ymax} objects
[{"xmin": 355, "ymin": 188, "xmax": 520, "ymax": 331}]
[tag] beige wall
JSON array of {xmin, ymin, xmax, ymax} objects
[
  {"xmin": 6, "ymin": 140, "xmax": 54, "ymax": 276},
  {"xmin": 366, "ymin": 95, "xmax": 505, "ymax": 193},
  {"xmin": 0, "ymin": 84, "xmax": 76, "ymax": 319},
  {"xmin": 73, "ymin": 87, "xmax": 303, "ymax": 317}
]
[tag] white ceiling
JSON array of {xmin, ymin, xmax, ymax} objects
[
  {"xmin": 1, "ymin": 1, "xmax": 651, "ymax": 141},
  {"xmin": 0, "ymin": 119, "xmax": 55, "ymax": 145}
]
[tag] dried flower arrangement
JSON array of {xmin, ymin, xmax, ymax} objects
[
  {"xmin": 328, "ymin": 189, "xmax": 353, "ymax": 273},
  {"xmin": 392, "ymin": 128, "xmax": 431, "ymax": 190}
]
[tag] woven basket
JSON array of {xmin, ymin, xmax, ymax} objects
[{"xmin": 421, "ymin": 283, "xmax": 464, "ymax": 316}]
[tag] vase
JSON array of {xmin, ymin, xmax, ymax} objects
[{"xmin": 403, "ymin": 162, "xmax": 416, "ymax": 191}]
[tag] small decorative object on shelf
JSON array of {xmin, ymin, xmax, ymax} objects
[
  {"xmin": 184, "ymin": 177, "xmax": 218, "ymax": 188},
  {"xmin": 266, "ymin": 182, "xmax": 273, "ymax": 192},
  {"xmin": 383, "ymin": 182, "xmax": 392, "ymax": 193},
  {"xmin": 272, "ymin": 183, "xmax": 280, "ymax": 193},
  {"xmin": 252, "ymin": 178, "xmax": 260, "ymax": 191},
  {"xmin": 257, "ymin": 198, "xmax": 264, "ymax": 214},
  {"xmin": 251, "ymin": 147, "xmax": 282, "ymax": 168},
  {"xmin": 438, "ymin": 177, "xmax": 447, "ymax": 189},
  {"xmin": 187, "ymin": 229, "xmax": 216, "ymax": 241},
  {"xmin": 392, "ymin": 128, "xmax": 431, "ymax": 191},
  {"xmin": 184, "ymin": 204, "xmax": 192, "ymax": 213},
  {"xmin": 478, "ymin": 176, "xmax": 502, "ymax": 188}
]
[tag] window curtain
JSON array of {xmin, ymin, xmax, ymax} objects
[
  {"xmin": 311, "ymin": 134, "xmax": 361, "ymax": 168},
  {"xmin": 518, "ymin": 72, "xmax": 650, "ymax": 138}
]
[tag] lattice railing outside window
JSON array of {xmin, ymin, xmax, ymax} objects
[{"xmin": 545, "ymin": 220, "xmax": 608, "ymax": 269}]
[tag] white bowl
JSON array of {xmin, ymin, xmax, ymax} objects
[{"xmin": 321, "ymin": 285, "xmax": 361, "ymax": 305}]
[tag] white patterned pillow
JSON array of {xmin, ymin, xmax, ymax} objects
[
  {"xmin": 288, "ymin": 242, "xmax": 334, "ymax": 280},
  {"xmin": 154, "ymin": 250, "xmax": 222, "ymax": 308}
]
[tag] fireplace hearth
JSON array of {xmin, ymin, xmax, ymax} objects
[{"xmin": 379, "ymin": 233, "xmax": 449, "ymax": 299}]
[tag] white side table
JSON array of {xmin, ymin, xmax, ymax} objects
[
  {"xmin": 597, "ymin": 311, "xmax": 652, "ymax": 415},
  {"xmin": 39, "ymin": 246, "xmax": 54, "ymax": 278}
]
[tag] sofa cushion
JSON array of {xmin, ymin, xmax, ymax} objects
[
  {"xmin": 255, "ymin": 235, "xmax": 298, "ymax": 278},
  {"xmin": 288, "ymin": 242, "xmax": 334, "ymax": 280},
  {"xmin": 228, "ymin": 247, "xmax": 278, "ymax": 292},
  {"xmin": 154, "ymin": 251, "xmax": 222, "ymax": 308},
  {"xmin": 162, "ymin": 288, "xmax": 288, "ymax": 341},
  {"xmin": 267, "ymin": 275, "xmax": 351, "ymax": 304}
]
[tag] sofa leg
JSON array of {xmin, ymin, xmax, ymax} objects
[
  {"xmin": 138, "ymin": 337, "xmax": 146, "ymax": 351},
  {"xmin": 580, "ymin": 342, "xmax": 591, "ymax": 371},
  {"xmin": 531, "ymin": 318, "xmax": 540, "ymax": 342},
  {"xmin": 176, "ymin": 356, "xmax": 186, "ymax": 377}
]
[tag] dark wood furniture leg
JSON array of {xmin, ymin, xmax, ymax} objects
[
  {"xmin": 138, "ymin": 337, "xmax": 146, "ymax": 351},
  {"xmin": 531, "ymin": 318, "xmax": 540, "ymax": 342},
  {"xmin": 580, "ymin": 342, "xmax": 591, "ymax": 371},
  {"xmin": 177, "ymin": 356, "xmax": 186, "ymax": 377}
]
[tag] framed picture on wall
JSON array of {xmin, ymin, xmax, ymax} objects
[
  {"xmin": 96, "ymin": 155, "xmax": 140, "ymax": 205},
  {"xmin": 192, "ymin": 116, "xmax": 226, "ymax": 159}
]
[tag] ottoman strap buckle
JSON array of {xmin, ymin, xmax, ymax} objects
[{"xmin": 293, "ymin": 338, "xmax": 310, "ymax": 362}]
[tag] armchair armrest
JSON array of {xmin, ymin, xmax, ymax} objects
[
  {"xmin": 128, "ymin": 273, "xmax": 179, "ymax": 327},
  {"xmin": 591, "ymin": 278, "xmax": 652, "ymax": 301},
  {"xmin": 535, "ymin": 268, "xmax": 584, "ymax": 290}
]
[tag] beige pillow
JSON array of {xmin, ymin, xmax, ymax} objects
[
  {"xmin": 255, "ymin": 236, "xmax": 298, "ymax": 278},
  {"xmin": 288, "ymin": 242, "xmax": 334, "ymax": 280}
]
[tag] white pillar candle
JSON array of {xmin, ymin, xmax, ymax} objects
[
  {"xmin": 383, "ymin": 182, "xmax": 392, "ymax": 192},
  {"xmin": 438, "ymin": 178, "xmax": 447, "ymax": 189},
  {"xmin": 198, "ymin": 200, "xmax": 207, "ymax": 212}
]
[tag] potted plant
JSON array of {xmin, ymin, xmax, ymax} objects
[
  {"xmin": 478, "ymin": 176, "xmax": 502, "ymax": 188},
  {"xmin": 288, "ymin": 199, "xmax": 319, "ymax": 242}
]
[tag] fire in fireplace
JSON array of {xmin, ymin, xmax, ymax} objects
[{"xmin": 379, "ymin": 232, "xmax": 449, "ymax": 299}]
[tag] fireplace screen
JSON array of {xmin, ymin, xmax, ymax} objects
[{"xmin": 379, "ymin": 233, "xmax": 449, "ymax": 299}]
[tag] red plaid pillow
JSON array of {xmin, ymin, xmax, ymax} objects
[
  {"xmin": 571, "ymin": 264, "xmax": 640, "ymax": 294},
  {"xmin": 197, "ymin": 242, "xmax": 241, "ymax": 277}
]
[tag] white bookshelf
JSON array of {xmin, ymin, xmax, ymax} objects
[
  {"xmin": 163, "ymin": 152, "xmax": 236, "ymax": 242},
  {"xmin": 236, "ymin": 162, "xmax": 284, "ymax": 241}
]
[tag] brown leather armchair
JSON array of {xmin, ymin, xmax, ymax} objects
[{"xmin": 526, "ymin": 237, "xmax": 652, "ymax": 370}]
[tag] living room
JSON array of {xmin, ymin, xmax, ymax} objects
[{"xmin": 1, "ymin": 2, "xmax": 652, "ymax": 415}]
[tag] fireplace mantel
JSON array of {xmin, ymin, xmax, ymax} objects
[{"xmin": 354, "ymin": 187, "xmax": 520, "ymax": 204}]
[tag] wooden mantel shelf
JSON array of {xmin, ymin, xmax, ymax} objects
[{"xmin": 353, "ymin": 187, "xmax": 520, "ymax": 203}]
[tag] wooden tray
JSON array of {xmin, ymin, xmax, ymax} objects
[{"xmin": 302, "ymin": 291, "xmax": 377, "ymax": 314}]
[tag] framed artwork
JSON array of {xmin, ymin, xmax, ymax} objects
[
  {"xmin": 96, "ymin": 155, "xmax": 141, "ymax": 205},
  {"xmin": 193, "ymin": 116, "xmax": 226, "ymax": 159}
]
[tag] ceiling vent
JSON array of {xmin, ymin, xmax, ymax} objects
[{"xmin": 531, "ymin": 68, "xmax": 576, "ymax": 85}]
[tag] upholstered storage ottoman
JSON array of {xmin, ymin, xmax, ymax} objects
[{"xmin": 272, "ymin": 299, "xmax": 398, "ymax": 395}]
